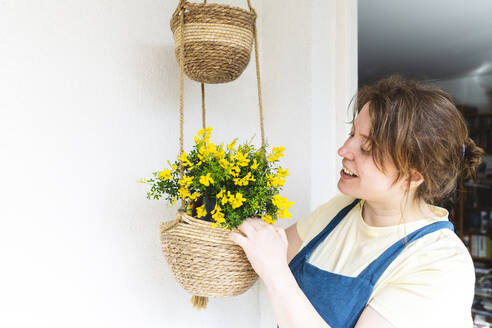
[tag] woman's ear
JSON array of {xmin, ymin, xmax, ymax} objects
[
  {"xmin": 408, "ymin": 169, "xmax": 424, "ymax": 188},
  {"xmin": 401, "ymin": 169, "xmax": 424, "ymax": 191}
]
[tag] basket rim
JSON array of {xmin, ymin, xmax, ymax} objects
[
  {"xmin": 171, "ymin": 2, "xmax": 257, "ymax": 32},
  {"xmin": 161, "ymin": 212, "xmax": 242, "ymax": 233},
  {"xmin": 183, "ymin": 2, "xmax": 256, "ymax": 17}
]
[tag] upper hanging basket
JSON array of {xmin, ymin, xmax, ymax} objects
[
  {"xmin": 160, "ymin": 212, "xmax": 259, "ymax": 306},
  {"xmin": 170, "ymin": 0, "xmax": 257, "ymax": 84}
]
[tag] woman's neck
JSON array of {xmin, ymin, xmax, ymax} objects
[{"xmin": 361, "ymin": 198, "xmax": 436, "ymax": 227}]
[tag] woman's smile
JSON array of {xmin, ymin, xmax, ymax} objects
[{"xmin": 340, "ymin": 168, "xmax": 358, "ymax": 179}]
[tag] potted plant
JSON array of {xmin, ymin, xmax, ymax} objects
[{"xmin": 140, "ymin": 126, "xmax": 294, "ymax": 309}]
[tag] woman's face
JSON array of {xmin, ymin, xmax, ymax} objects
[{"xmin": 337, "ymin": 103, "xmax": 405, "ymax": 202}]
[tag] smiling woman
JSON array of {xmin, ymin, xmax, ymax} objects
[{"xmin": 230, "ymin": 75, "xmax": 485, "ymax": 328}]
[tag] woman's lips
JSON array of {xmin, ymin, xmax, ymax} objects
[{"xmin": 340, "ymin": 169, "xmax": 358, "ymax": 179}]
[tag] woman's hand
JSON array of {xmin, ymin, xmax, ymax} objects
[{"xmin": 228, "ymin": 217, "xmax": 290, "ymax": 286}]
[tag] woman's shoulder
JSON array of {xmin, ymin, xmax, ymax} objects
[
  {"xmin": 316, "ymin": 192, "xmax": 357, "ymax": 213},
  {"xmin": 399, "ymin": 225, "xmax": 474, "ymax": 275}
]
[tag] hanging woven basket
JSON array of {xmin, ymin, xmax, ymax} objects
[
  {"xmin": 160, "ymin": 212, "xmax": 259, "ymax": 309},
  {"xmin": 170, "ymin": 0, "xmax": 257, "ymax": 84},
  {"xmin": 161, "ymin": 0, "xmax": 266, "ymax": 310}
]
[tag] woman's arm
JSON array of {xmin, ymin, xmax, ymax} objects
[
  {"xmin": 230, "ymin": 219, "xmax": 395, "ymax": 328},
  {"xmin": 285, "ymin": 223, "xmax": 303, "ymax": 264}
]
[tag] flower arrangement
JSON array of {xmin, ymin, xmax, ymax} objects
[{"xmin": 140, "ymin": 127, "xmax": 294, "ymax": 230}]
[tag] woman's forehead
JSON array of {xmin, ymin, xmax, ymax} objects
[{"xmin": 353, "ymin": 104, "xmax": 372, "ymax": 135}]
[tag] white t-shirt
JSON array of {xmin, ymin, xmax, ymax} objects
[{"xmin": 295, "ymin": 193, "xmax": 475, "ymax": 328}]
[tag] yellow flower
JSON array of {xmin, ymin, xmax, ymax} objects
[
  {"xmin": 235, "ymin": 152, "xmax": 250, "ymax": 167},
  {"xmin": 233, "ymin": 172, "xmax": 256, "ymax": 186},
  {"xmin": 227, "ymin": 139, "xmax": 237, "ymax": 151},
  {"xmin": 230, "ymin": 166, "xmax": 241, "ymax": 177},
  {"xmin": 197, "ymin": 127, "xmax": 213, "ymax": 143},
  {"xmin": 226, "ymin": 191, "xmax": 235, "ymax": 205},
  {"xmin": 217, "ymin": 190, "xmax": 229, "ymax": 205},
  {"xmin": 272, "ymin": 194, "xmax": 294, "ymax": 208},
  {"xmin": 158, "ymin": 169, "xmax": 172, "ymax": 181},
  {"xmin": 250, "ymin": 159, "xmax": 259, "ymax": 170},
  {"xmin": 190, "ymin": 192, "xmax": 200, "ymax": 201},
  {"xmin": 194, "ymin": 136, "xmax": 200, "ymax": 144},
  {"xmin": 178, "ymin": 187, "xmax": 190, "ymax": 200},
  {"xmin": 273, "ymin": 146, "xmax": 285, "ymax": 155},
  {"xmin": 211, "ymin": 204, "xmax": 225, "ymax": 223},
  {"xmin": 277, "ymin": 208, "xmax": 292, "ymax": 219},
  {"xmin": 196, "ymin": 204, "xmax": 207, "ymax": 218},
  {"xmin": 266, "ymin": 174, "xmax": 286, "ymax": 187},
  {"xmin": 230, "ymin": 192, "xmax": 246, "ymax": 209},
  {"xmin": 277, "ymin": 167, "xmax": 289, "ymax": 178},
  {"xmin": 172, "ymin": 164, "xmax": 178, "ymax": 170},
  {"xmin": 215, "ymin": 148, "xmax": 226, "ymax": 160},
  {"xmin": 199, "ymin": 173, "xmax": 214, "ymax": 187},
  {"xmin": 178, "ymin": 175, "xmax": 194, "ymax": 187},
  {"xmin": 261, "ymin": 214, "xmax": 275, "ymax": 224},
  {"xmin": 178, "ymin": 151, "xmax": 187, "ymax": 162},
  {"xmin": 219, "ymin": 158, "xmax": 230, "ymax": 169},
  {"xmin": 206, "ymin": 142, "xmax": 217, "ymax": 155},
  {"xmin": 267, "ymin": 146, "xmax": 286, "ymax": 162},
  {"xmin": 178, "ymin": 151, "xmax": 193, "ymax": 167}
]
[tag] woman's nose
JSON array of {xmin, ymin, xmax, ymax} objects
[{"xmin": 338, "ymin": 143, "xmax": 354, "ymax": 160}]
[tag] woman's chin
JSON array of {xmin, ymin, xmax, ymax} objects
[{"xmin": 337, "ymin": 181, "xmax": 357, "ymax": 198}]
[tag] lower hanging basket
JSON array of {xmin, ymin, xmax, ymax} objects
[{"xmin": 160, "ymin": 212, "xmax": 259, "ymax": 309}]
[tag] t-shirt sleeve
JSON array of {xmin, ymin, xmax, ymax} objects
[
  {"xmin": 295, "ymin": 193, "xmax": 354, "ymax": 243},
  {"xmin": 367, "ymin": 247, "xmax": 476, "ymax": 328}
]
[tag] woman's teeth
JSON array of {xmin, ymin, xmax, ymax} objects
[{"xmin": 343, "ymin": 167, "xmax": 358, "ymax": 177}]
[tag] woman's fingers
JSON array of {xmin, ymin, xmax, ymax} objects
[
  {"xmin": 228, "ymin": 231, "xmax": 248, "ymax": 248},
  {"xmin": 237, "ymin": 218, "xmax": 258, "ymax": 237}
]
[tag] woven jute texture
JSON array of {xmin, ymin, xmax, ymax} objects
[
  {"xmin": 160, "ymin": 212, "xmax": 259, "ymax": 298},
  {"xmin": 170, "ymin": 1, "xmax": 257, "ymax": 83}
]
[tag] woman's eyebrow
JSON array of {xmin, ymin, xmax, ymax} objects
[{"xmin": 350, "ymin": 126, "xmax": 369, "ymax": 140}]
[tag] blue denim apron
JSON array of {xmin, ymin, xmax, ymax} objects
[{"xmin": 278, "ymin": 198, "xmax": 454, "ymax": 328}]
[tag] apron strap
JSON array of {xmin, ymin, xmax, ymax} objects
[
  {"xmin": 359, "ymin": 220, "xmax": 455, "ymax": 284},
  {"xmin": 304, "ymin": 198, "xmax": 361, "ymax": 261}
]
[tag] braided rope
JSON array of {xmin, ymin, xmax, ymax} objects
[
  {"xmin": 178, "ymin": 7, "xmax": 186, "ymax": 210},
  {"xmin": 201, "ymin": 83, "xmax": 206, "ymax": 129},
  {"xmin": 251, "ymin": 11, "xmax": 265, "ymax": 147}
]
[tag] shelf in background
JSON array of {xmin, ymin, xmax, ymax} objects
[
  {"xmin": 469, "ymin": 127, "xmax": 492, "ymax": 132},
  {"xmin": 464, "ymin": 207, "xmax": 492, "ymax": 211},
  {"xmin": 464, "ymin": 112, "xmax": 492, "ymax": 118},
  {"xmin": 473, "ymin": 256, "xmax": 492, "ymax": 262},
  {"xmin": 463, "ymin": 230, "xmax": 492, "ymax": 236}
]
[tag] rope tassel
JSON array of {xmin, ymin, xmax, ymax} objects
[{"xmin": 191, "ymin": 295, "xmax": 209, "ymax": 310}]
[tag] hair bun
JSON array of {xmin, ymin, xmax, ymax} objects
[{"xmin": 462, "ymin": 137, "xmax": 485, "ymax": 182}]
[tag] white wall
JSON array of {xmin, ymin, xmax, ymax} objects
[{"xmin": 0, "ymin": 0, "xmax": 357, "ymax": 327}]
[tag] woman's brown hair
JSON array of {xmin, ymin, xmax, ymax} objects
[{"xmin": 352, "ymin": 75, "xmax": 484, "ymax": 206}]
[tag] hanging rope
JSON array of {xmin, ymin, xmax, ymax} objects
[
  {"xmin": 178, "ymin": 4, "xmax": 186, "ymax": 210},
  {"xmin": 251, "ymin": 10, "xmax": 265, "ymax": 148},
  {"xmin": 201, "ymin": 83, "xmax": 206, "ymax": 129}
]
